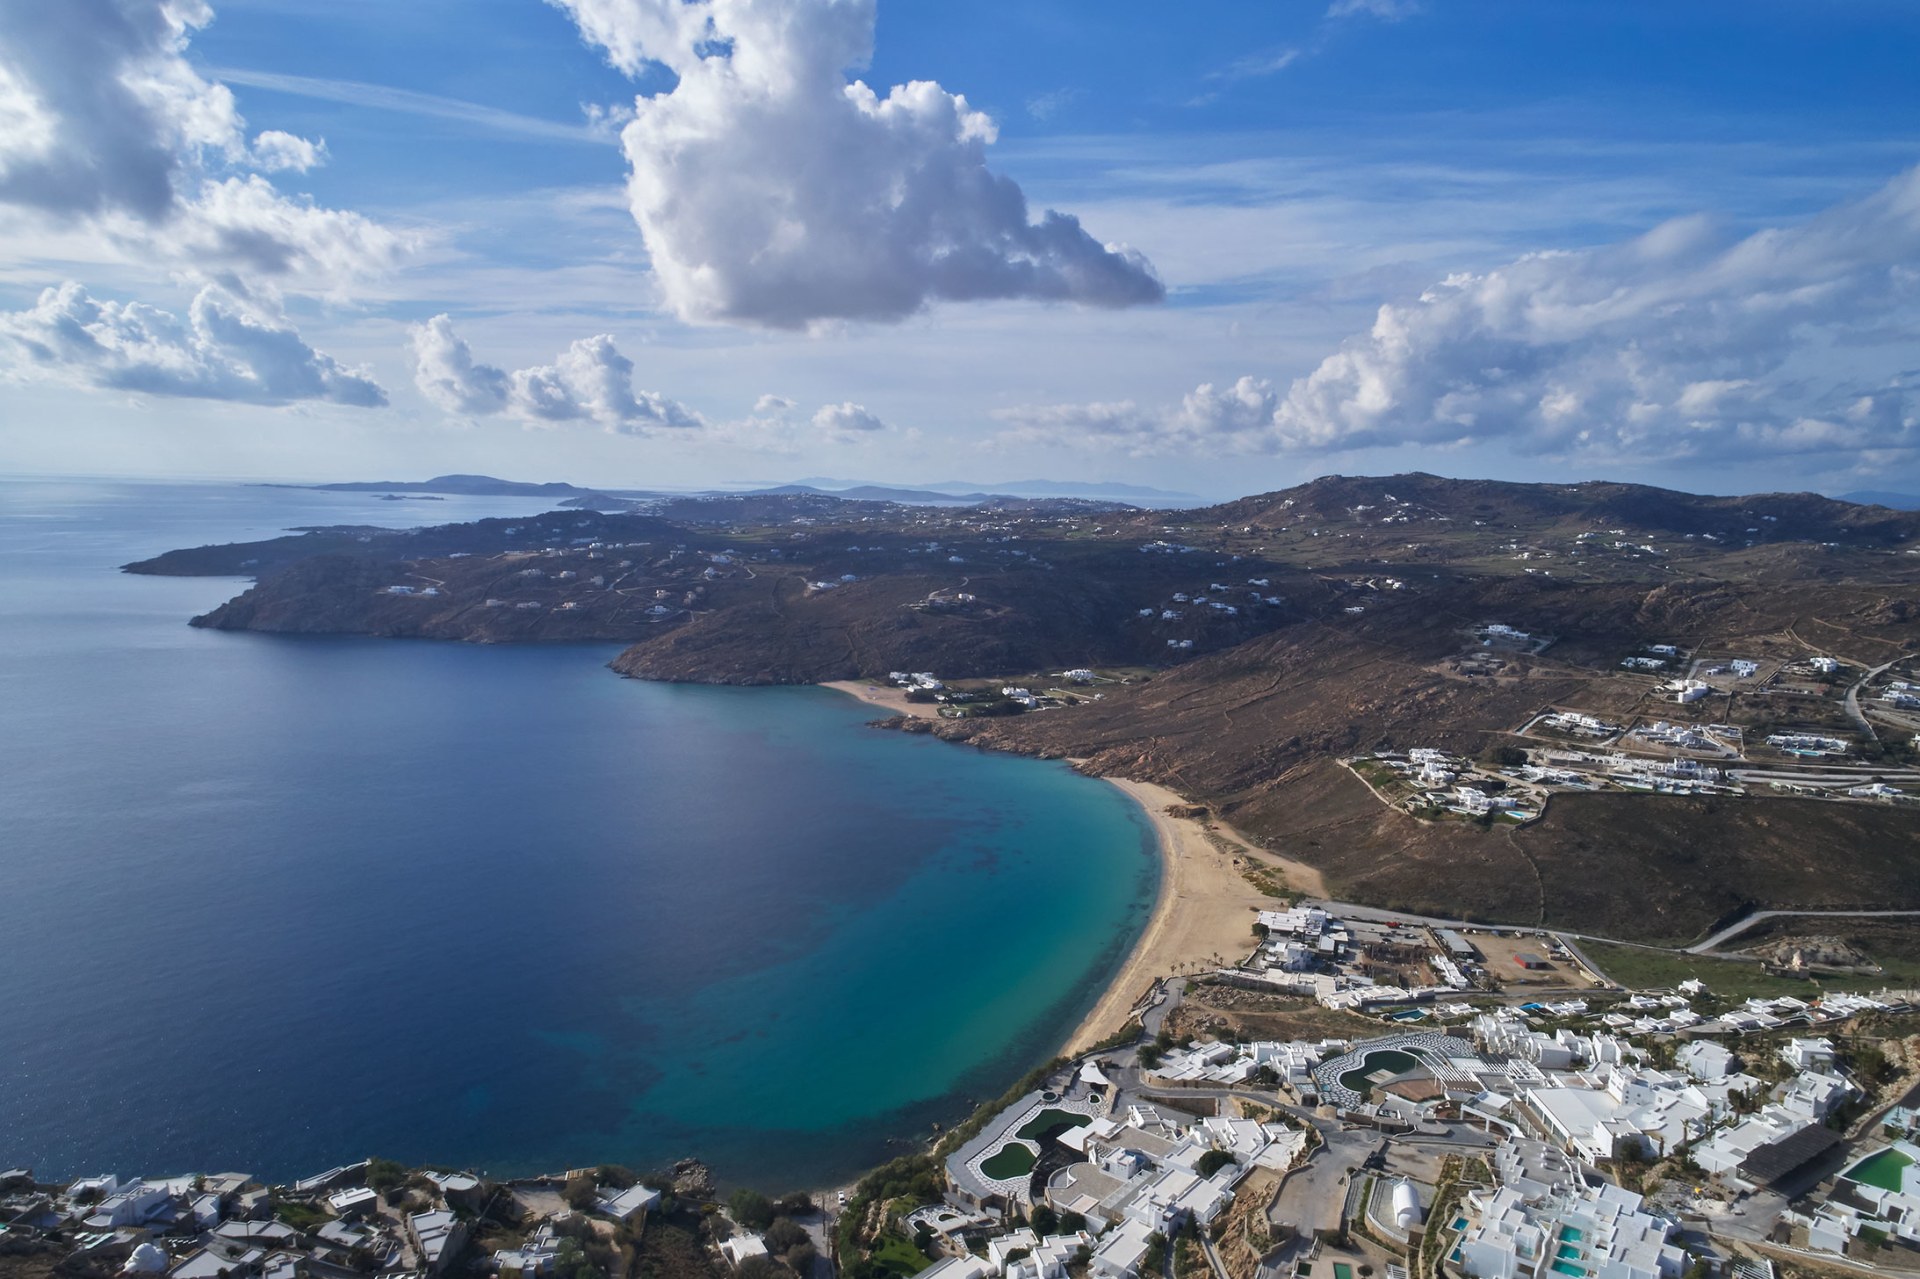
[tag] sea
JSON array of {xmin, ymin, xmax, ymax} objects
[{"xmin": 0, "ymin": 477, "xmax": 1157, "ymax": 1190}]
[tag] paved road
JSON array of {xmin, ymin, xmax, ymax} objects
[
  {"xmin": 1310, "ymin": 896, "xmax": 1920, "ymax": 970},
  {"xmin": 1843, "ymin": 657, "xmax": 1901, "ymax": 743},
  {"xmin": 1142, "ymin": 981, "xmax": 1184, "ymax": 1038},
  {"xmin": 1686, "ymin": 908, "xmax": 1920, "ymax": 954}
]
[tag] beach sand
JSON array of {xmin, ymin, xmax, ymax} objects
[
  {"xmin": 814, "ymin": 681, "xmax": 1326, "ymax": 1060},
  {"xmin": 821, "ymin": 678, "xmax": 940, "ymax": 720},
  {"xmin": 1058, "ymin": 779, "xmax": 1327, "ymax": 1055}
]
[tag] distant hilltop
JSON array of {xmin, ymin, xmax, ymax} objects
[
  {"xmin": 1841, "ymin": 490, "xmax": 1920, "ymax": 511},
  {"xmin": 274, "ymin": 474, "xmax": 1201, "ymax": 508}
]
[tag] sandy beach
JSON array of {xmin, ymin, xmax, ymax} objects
[
  {"xmin": 1058, "ymin": 778, "xmax": 1327, "ymax": 1055},
  {"xmin": 814, "ymin": 680, "xmax": 1326, "ymax": 1060},
  {"xmin": 821, "ymin": 678, "xmax": 941, "ymax": 719}
]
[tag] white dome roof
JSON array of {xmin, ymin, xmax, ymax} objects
[{"xmin": 124, "ymin": 1244, "xmax": 168, "ymax": 1274}]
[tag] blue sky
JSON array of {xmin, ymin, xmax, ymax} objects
[{"xmin": 1, "ymin": 0, "xmax": 1917, "ymax": 498}]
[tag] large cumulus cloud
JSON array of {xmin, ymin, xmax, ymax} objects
[
  {"xmin": 548, "ymin": 0, "xmax": 1163, "ymax": 328},
  {"xmin": 1004, "ymin": 165, "xmax": 1920, "ymax": 461},
  {"xmin": 0, "ymin": 280, "xmax": 386, "ymax": 406},
  {"xmin": 0, "ymin": 0, "xmax": 404, "ymax": 285},
  {"xmin": 410, "ymin": 314, "xmax": 700, "ymax": 434}
]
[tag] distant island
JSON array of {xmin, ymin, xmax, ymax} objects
[
  {"xmin": 272, "ymin": 474, "xmax": 1197, "ymax": 509},
  {"xmin": 1842, "ymin": 490, "xmax": 1920, "ymax": 511},
  {"xmin": 278, "ymin": 474, "xmax": 608, "ymax": 497}
]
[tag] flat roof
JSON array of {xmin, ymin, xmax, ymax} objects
[{"xmin": 1739, "ymin": 1125, "xmax": 1842, "ymax": 1185}]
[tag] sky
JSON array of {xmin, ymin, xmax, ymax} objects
[{"xmin": 1, "ymin": 0, "xmax": 1918, "ymax": 500}]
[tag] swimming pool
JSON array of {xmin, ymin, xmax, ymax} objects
[{"xmin": 1845, "ymin": 1147, "xmax": 1915, "ymax": 1193}]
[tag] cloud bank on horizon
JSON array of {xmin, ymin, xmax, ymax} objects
[
  {"xmin": 1002, "ymin": 164, "xmax": 1920, "ymax": 465},
  {"xmin": 548, "ymin": 0, "xmax": 1165, "ymax": 329}
]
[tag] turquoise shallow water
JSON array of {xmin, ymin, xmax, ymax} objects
[{"xmin": 0, "ymin": 478, "xmax": 1157, "ymax": 1189}]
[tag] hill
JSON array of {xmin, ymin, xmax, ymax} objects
[{"xmin": 133, "ymin": 474, "xmax": 1920, "ymax": 943}]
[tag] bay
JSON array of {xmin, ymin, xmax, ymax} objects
[{"xmin": 0, "ymin": 478, "xmax": 1157, "ymax": 1189}]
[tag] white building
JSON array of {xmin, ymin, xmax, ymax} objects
[
  {"xmin": 408, "ymin": 1210, "xmax": 468, "ymax": 1276},
  {"xmin": 1458, "ymin": 1181, "xmax": 1683, "ymax": 1279},
  {"xmin": 1676, "ymin": 1042, "xmax": 1736, "ymax": 1081},
  {"xmin": 1781, "ymin": 1038, "xmax": 1837, "ymax": 1073},
  {"xmin": 719, "ymin": 1237, "xmax": 769, "ymax": 1271},
  {"xmin": 595, "ymin": 1184, "xmax": 661, "ymax": 1222}
]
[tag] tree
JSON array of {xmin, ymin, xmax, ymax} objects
[
  {"xmin": 596, "ymin": 1165, "xmax": 637, "ymax": 1190},
  {"xmin": 553, "ymin": 1240, "xmax": 600, "ymax": 1279},
  {"xmin": 1195, "ymin": 1151, "xmax": 1238, "ymax": 1178},
  {"xmin": 1852, "ymin": 1044, "xmax": 1893, "ymax": 1084},
  {"xmin": 1059, "ymin": 1213, "xmax": 1086, "ymax": 1236},
  {"xmin": 563, "ymin": 1174, "xmax": 599, "ymax": 1212},
  {"xmin": 365, "ymin": 1159, "xmax": 409, "ymax": 1193},
  {"xmin": 1028, "ymin": 1206, "xmax": 1059, "ymax": 1237},
  {"xmin": 730, "ymin": 1189, "xmax": 777, "ymax": 1232},
  {"xmin": 765, "ymin": 1219, "xmax": 810, "ymax": 1254}
]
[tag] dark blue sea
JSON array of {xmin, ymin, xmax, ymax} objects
[{"xmin": 0, "ymin": 478, "xmax": 1156, "ymax": 1190}]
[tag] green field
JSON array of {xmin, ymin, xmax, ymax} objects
[
  {"xmin": 980, "ymin": 1142, "xmax": 1038, "ymax": 1181},
  {"xmin": 871, "ymin": 1234, "xmax": 933, "ymax": 1276},
  {"xmin": 1579, "ymin": 941, "xmax": 1882, "ymax": 1000}
]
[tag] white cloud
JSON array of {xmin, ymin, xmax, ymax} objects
[
  {"xmin": 709, "ymin": 393, "xmax": 896, "ymax": 452},
  {"xmin": 214, "ymin": 67, "xmax": 609, "ymax": 146},
  {"xmin": 409, "ymin": 314, "xmax": 700, "ymax": 434},
  {"xmin": 1004, "ymin": 165, "xmax": 1920, "ymax": 462},
  {"xmin": 548, "ymin": 0, "xmax": 1164, "ymax": 328},
  {"xmin": 1326, "ymin": 0, "xmax": 1421, "ymax": 20},
  {"xmin": 1215, "ymin": 48, "xmax": 1302, "ymax": 83},
  {"xmin": 1024, "ymin": 88, "xmax": 1080, "ymax": 123},
  {"xmin": 0, "ymin": 0, "xmax": 239, "ymax": 221},
  {"xmin": 0, "ymin": 280, "xmax": 386, "ymax": 406},
  {"xmin": 996, "ymin": 380, "xmax": 1281, "ymax": 457},
  {"xmin": 250, "ymin": 130, "xmax": 325, "ymax": 173},
  {"xmin": 811, "ymin": 401, "xmax": 887, "ymax": 440},
  {"xmin": 0, "ymin": 0, "xmax": 404, "ymax": 286},
  {"xmin": 160, "ymin": 175, "xmax": 409, "ymax": 284},
  {"xmin": 410, "ymin": 313, "xmax": 509, "ymax": 415}
]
